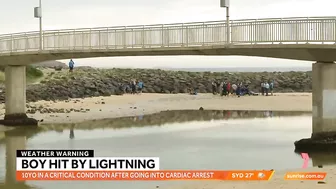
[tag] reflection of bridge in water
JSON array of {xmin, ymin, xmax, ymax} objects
[{"xmin": 0, "ymin": 129, "xmax": 29, "ymax": 189}]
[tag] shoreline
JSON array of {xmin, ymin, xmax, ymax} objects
[{"xmin": 0, "ymin": 93, "xmax": 312, "ymax": 125}]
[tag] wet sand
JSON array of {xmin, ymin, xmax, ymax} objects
[{"xmin": 0, "ymin": 92, "xmax": 312, "ymax": 124}]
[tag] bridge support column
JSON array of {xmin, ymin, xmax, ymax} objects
[
  {"xmin": 0, "ymin": 66, "xmax": 37, "ymax": 126},
  {"xmin": 312, "ymin": 62, "xmax": 336, "ymax": 138},
  {"xmin": 295, "ymin": 62, "xmax": 336, "ymax": 152}
]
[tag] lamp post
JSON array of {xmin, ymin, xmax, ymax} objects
[
  {"xmin": 220, "ymin": 0, "xmax": 230, "ymax": 44},
  {"xmin": 34, "ymin": 0, "xmax": 42, "ymax": 51}
]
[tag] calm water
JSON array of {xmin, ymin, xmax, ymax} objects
[{"xmin": 0, "ymin": 110, "xmax": 335, "ymax": 189}]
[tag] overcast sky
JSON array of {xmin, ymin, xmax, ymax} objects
[{"xmin": 0, "ymin": 0, "xmax": 334, "ymax": 68}]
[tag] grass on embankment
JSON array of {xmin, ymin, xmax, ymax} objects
[{"xmin": 0, "ymin": 65, "xmax": 44, "ymax": 84}]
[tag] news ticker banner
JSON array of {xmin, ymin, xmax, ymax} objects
[{"xmin": 16, "ymin": 150, "xmax": 326, "ymax": 181}]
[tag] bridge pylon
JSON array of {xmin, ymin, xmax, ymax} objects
[
  {"xmin": 0, "ymin": 66, "xmax": 38, "ymax": 126},
  {"xmin": 295, "ymin": 61, "xmax": 336, "ymax": 152}
]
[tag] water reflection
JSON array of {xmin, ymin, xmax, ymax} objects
[
  {"xmin": 295, "ymin": 151, "xmax": 336, "ymax": 167},
  {"xmin": 0, "ymin": 128, "xmax": 32, "ymax": 189},
  {"xmin": 69, "ymin": 125, "xmax": 75, "ymax": 140},
  {"xmin": 41, "ymin": 110, "xmax": 311, "ymax": 131},
  {"xmin": 0, "ymin": 110, "xmax": 333, "ymax": 189}
]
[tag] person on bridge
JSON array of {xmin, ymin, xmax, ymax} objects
[{"xmin": 68, "ymin": 59, "xmax": 75, "ymax": 72}]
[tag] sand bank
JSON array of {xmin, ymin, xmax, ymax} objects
[
  {"xmin": 162, "ymin": 165, "xmax": 335, "ymax": 189},
  {"xmin": 0, "ymin": 93, "xmax": 312, "ymax": 124}
]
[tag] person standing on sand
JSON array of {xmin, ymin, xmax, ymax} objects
[
  {"xmin": 265, "ymin": 82, "xmax": 270, "ymax": 96},
  {"xmin": 131, "ymin": 80, "xmax": 137, "ymax": 94},
  {"xmin": 138, "ymin": 80, "xmax": 144, "ymax": 94},
  {"xmin": 231, "ymin": 83, "xmax": 237, "ymax": 95},
  {"xmin": 270, "ymin": 80, "xmax": 274, "ymax": 96},
  {"xmin": 222, "ymin": 82, "xmax": 227, "ymax": 96},
  {"xmin": 227, "ymin": 82, "xmax": 231, "ymax": 96},
  {"xmin": 261, "ymin": 82, "xmax": 265, "ymax": 96},
  {"xmin": 212, "ymin": 81, "xmax": 217, "ymax": 95},
  {"xmin": 216, "ymin": 81, "xmax": 220, "ymax": 94},
  {"xmin": 236, "ymin": 83, "xmax": 241, "ymax": 97},
  {"xmin": 68, "ymin": 59, "xmax": 75, "ymax": 72}
]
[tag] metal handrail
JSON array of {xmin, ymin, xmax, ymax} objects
[
  {"xmin": 1, "ymin": 16, "xmax": 336, "ymax": 38},
  {"xmin": 1, "ymin": 16, "xmax": 336, "ymax": 54}
]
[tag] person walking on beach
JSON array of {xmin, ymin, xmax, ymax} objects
[
  {"xmin": 68, "ymin": 59, "xmax": 75, "ymax": 72},
  {"xmin": 265, "ymin": 82, "xmax": 270, "ymax": 96}
]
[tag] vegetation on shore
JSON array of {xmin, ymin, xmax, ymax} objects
[{"xmin": 0, "ymin": 65, "xmax": 44, "ymax": 83}]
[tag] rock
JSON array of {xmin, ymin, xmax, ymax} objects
[
  {"xmin": 294, "ymin": 134, "xmax": 336, "ymax": 153},
  {"xmin": 54, "ymin": 66, "xmax": 63, "ymax": 71},
  {"xmin": 0, "ymin": 113, "xmax": 38, "ymax": 126},
  {"xmin": 199, "ymin": 107, "xmax": 204, "ymax": 110}
]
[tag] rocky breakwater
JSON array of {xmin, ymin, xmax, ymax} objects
[{"xmin": 0, "ymin": 67, "xmax": 312, "ymax": 103}]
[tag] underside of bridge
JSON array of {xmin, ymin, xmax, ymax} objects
[{"xmin": 1, "ymin": 44, "xmax": 336, "ymax": 65}]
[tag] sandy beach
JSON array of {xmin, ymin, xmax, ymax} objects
[{"xmin": 0, "ymin": 92, "xmax": 312, "ymax": 124}]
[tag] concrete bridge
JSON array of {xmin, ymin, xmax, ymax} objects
[{"xmin": 0, "ymin": 16, "xmax": 336, "ymax": 143}]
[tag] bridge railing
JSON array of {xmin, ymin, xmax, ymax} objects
[{"xmin": 0, "ymin": 16, "xmax": 336, "ymax": 54}]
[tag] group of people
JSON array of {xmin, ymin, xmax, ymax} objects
[
  {"xmin": 122, "ymin": 80, "xmax": 144, "ymax": 94},
  {"xmin": 260, "ymin": 81, "xmax": 274, "ymax": 96},
  {"xmin": 211, "ymin": 80, "xmax": 275, "ymax": 97},
  {"xmin": 211, "ymin": 81, "xmax": 252, "ymax": 97}
]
